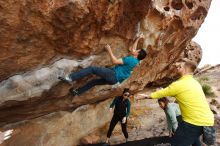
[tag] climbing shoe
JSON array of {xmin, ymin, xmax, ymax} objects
[
  {"xmin": 69, "ymin": 88, "xmax": 79, "ymax": 96},
  {"xmin": 58, "ymin": 76, "xmax": 72, "ymax": 84}
]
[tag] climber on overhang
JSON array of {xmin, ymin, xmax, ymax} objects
[{"xmin": 58, "ymin": 34, "xmax": 147, "ymax": 97}]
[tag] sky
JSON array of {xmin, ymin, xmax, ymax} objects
[{"xmin": 193, "ymin": 0, "xmax": 220, "ymax": 67}]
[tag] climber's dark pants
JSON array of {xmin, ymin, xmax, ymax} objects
[
  {"xmin": 69, "ymin": 66, "xmax": 118, "ymax": 94},
  {"xmin": 107, "ymin": 114, "xmax": 128, "ymax": 139},
  {"xmin": 171, "ymin": 121, "xmax": 202, "ymax": 146},
  {"xmin": 172, "ymin": 115, "xmax": 182, "ymax": 133}
]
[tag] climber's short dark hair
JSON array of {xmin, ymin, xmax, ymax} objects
[
  {"xmin": 158, "ymin": 97, "xmax": 170, "ymax": 107},
  {"xmin": 137, "ymin": 49, "xmax": 147, "ymax": 60},
  {"xmin": 123, "ymin": 88, "xmax": 130, "ymax": 94}
]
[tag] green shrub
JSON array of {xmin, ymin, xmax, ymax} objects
[
  {"xmin": 200, "ymin": 77, "xmax": 209, "ymax": 81},
  {"xmin": 202, "ymin": 84, "xmax": 215, "ymax": 97},
  {"xmin": 197, "ymin": 77, "xmax": 209, "ymax": 84}
]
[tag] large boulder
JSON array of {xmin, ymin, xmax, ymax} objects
[{"xmin": 0, "ymin": 0, "xmax": 211, "ymax": 145}]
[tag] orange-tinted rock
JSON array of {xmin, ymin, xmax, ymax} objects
[
  {"xmin": 80, "ymin": 135, "xmax": 101, "ymax": 145},
  {"xmin": 0, "ymin": 0, "xmax": 151, "ymax": 81},
  {"xmin": 2, "ymin": 99, "xmax": 112, "ymax": 146},
  {"xmin": 0, "ymin": 0, "xmax": 212, "ymax": 145}
]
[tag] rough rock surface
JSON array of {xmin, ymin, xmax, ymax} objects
[
  {"xmin": 1, "ymin": 99, "xmax": 112, "ymax": 146},
  {"xmin": 82, "ymin": 96, "xmax": 169, "ymax": 145},
  {"xmin": 0, "ymin": 0, "xmax": 212, "ymax": 146}
]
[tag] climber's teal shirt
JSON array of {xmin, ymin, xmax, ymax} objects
[
  {"xmin": 165, "ymin": 103, "xmax": 181, "ymax": 131},
  {"xmin": 113, "ymin": 56, "xmax": 139, "ymax": 83}
]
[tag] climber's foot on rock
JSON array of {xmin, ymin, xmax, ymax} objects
[
  {"xmin": 58, "ymin": 76, "xmax": 72, "ymax": 84},
  {"xmin": 69, "ymin": 87, "xmax": 79, "ymax": 96},
  {"xmin": 68, "ymin": 88, "xmax": 79, "ymax": 103}
]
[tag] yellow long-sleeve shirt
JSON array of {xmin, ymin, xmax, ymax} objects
[{"xmin": 151, "ymin": 75, "xmax": 214, "ymax": 126}]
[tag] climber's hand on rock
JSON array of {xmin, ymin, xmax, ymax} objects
[
  {"xmin": 122, "ymin": 117, "xmax": 126, "ymax": 124},
  {"xmin": 105, "ymin": 44, "xmax": 111, "ymax": 52},
  {"xmin": 139, "ymin": 33, "xmax": 144, "ymax": 39},
  {"xmin": 109, "ymin": 108, "xmax": 113, "ymax": 113}
]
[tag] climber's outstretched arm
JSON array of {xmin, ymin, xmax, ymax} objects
[
  {"xmin": 129, "ymin": 34, "xmax": 144, "ymax": 53},
  {"xmin": 105, "ymin": 44, "xmax": 123, "ymax": 65},
  {"xmin": 136, "ymin": 94, "xmax": 152, "ymax": 101}
]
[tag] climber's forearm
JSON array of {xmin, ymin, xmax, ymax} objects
[
  {"xmin": 129, "ymin": 37, "xmax": 141, "ymax": 52},
  {"xmin": 105, "ymin": 45, "xmax": 123, "ymax": 65}
]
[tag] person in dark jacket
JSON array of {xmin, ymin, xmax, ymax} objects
[{"xmin": 103, "ymin": 88, "xmax": 131, "ymax": 146}]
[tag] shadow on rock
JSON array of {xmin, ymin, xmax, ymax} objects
[{"xmin": 83, "ymin": 136, "xmax": 171, "ymax": 146}]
